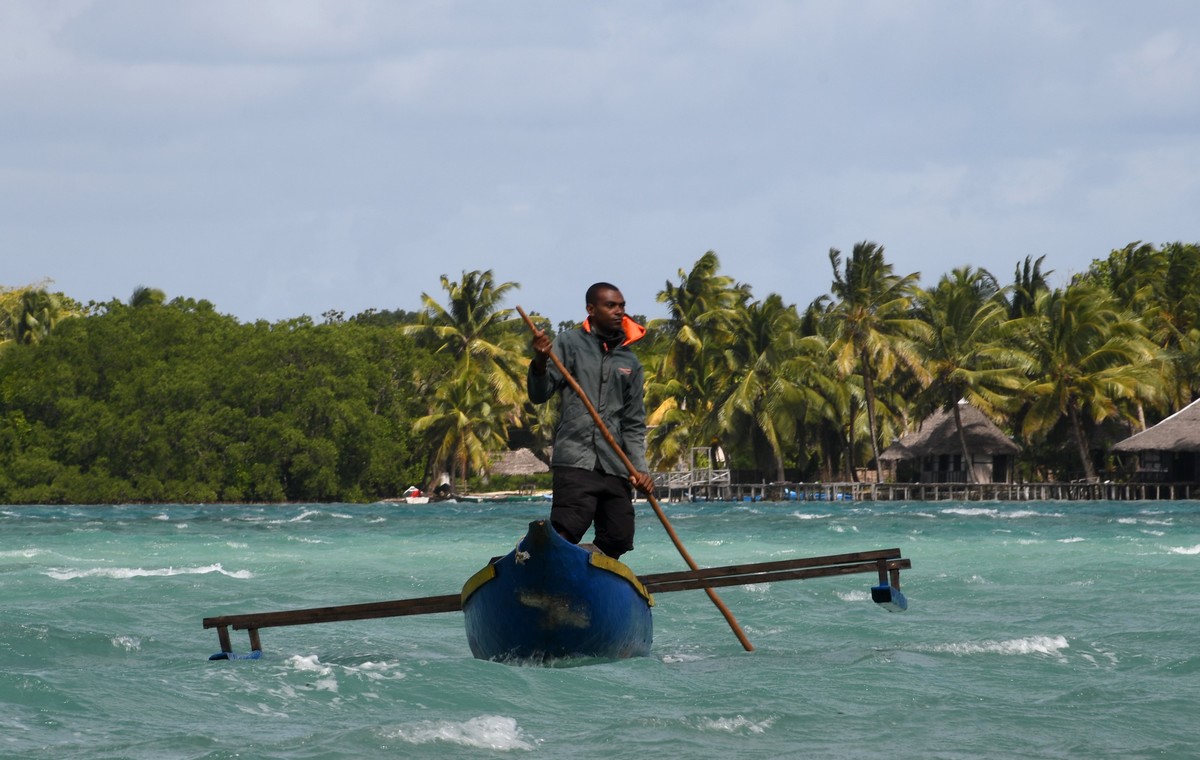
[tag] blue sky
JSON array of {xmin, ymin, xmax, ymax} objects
[{"xmin": 3, "ymin": 1, "xmax": 1198, "ymax": 326}]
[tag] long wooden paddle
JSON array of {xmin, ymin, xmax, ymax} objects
[{"xmin": 516, "ymin": 305, "xmax": 755, "ymax": 652}]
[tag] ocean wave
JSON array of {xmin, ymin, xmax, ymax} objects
[
  {"xmin": 0, "ymin": 547, "xmax": 45, "ymax": 559},
  {"xmin": 694, "ymin": 715, "xmax": 776, "ymax": 734},
  {"xmin": 836, "ymin": 590, "xmax": 871, "ymax": 602},
  {"xmin": 941, "ymin": 507, "xmax": 1064, "ymax": 519},
  {"xmin": 927, "ymin": 634, "xmax": 1070, "ymax": 659},
  {"xmin": 287, "ymin": 654, "xmax": 338, "ymax": 692},
  {"xmin": 44, "ymin": 563, "xmax": 253, "ymax": 580},
  {"xmin": 790, "ymin": 512, "xmax": 833, "ymax": 520},
  {"xmin": 112, "ymin": 635, "xmax": 141, "ymax": 651},
  {"xmin": 1057, "ymin": 537, "xmax": 1086, "ymax": 543},
  {"xmin": 383, "ymin": 715, "xmax": 535, "ymax": 751},
  {"xmin": 1169, "ymin": 544, "xmax": 1200, "ymax": 555}
]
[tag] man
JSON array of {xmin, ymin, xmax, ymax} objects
[{"xmin": 528, "ymin": 282, "xmax": 655, "ymax": 559}]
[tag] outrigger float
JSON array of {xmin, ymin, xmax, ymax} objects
[{"xmin": 203, "ymin": 518, "xmax": 910, "ymax": 662}]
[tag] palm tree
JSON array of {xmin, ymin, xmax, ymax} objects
[
  {"xmin": 1145, "ymin": 242, "xmax": 1200, "ymax": 408},
  {"xmin": 403, "ymin": 270, "xmax": 528, "ymax": 484},
  {"xmin": 404, "ymin": 270, "xmax": 526, "ymax": 391},
  {"xmin": 412, "ymin": 373, "xmax": 513, "ymax": 487},
  {"xmin": 824, "ymin": 242, "xmax": 931, "ymax": 481},
  {"xmin": 646, "ymin": 252, "xmax": 750, "ymax": 468},
  {"xmin": 129, "ymin": 286, "xmax": 166, "ymax": 308},
  {"xmin": 1, "ymin": 284, "xmax": 79, "ymax": 346},
  {"xmin": 912, "ymin": 267, "xmax": 1023, "ymax": 483},
  {"xmin": 715, "ymin": 293, "xmax": 830, "ymax": 481},
  {"xmin": 1005, "ymin": 255, "xmax": 1052, "ymax": 319},
  {"xmin": 1016, "ymin": 283, "xmax": 1164, "ymax": 481}
]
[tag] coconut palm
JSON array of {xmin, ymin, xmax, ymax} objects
[
  {"xmin": 410, "ymin": 271, "xmax": 527, "ymax": 378},
  {"xmin": 646, "ymin": 251, "xmax": 750, "ymax": 468},
  {"xmin": 413, "ymin": 373, "xmax": 513, "ymax": 487},
  {"xmin": 1005, "ymin": 255, "xmax": 1053, "ymax": 319},
  {"xmin": 715, "ymin": 293, "xmax": 831, "ymax": 481},
  {"xmin": 129, "ymin": 286, "xmax": 166, "ymax": 308},
  {"xmin": 1, "ymin": 285, "xmax": 79, "ymax": 346},
  {"xmin": 912, "ymin": 267, "xmax": 1024, "ymax": 483},
  {"xmin": 403, "ymin": 270, "xmax": 528, "ymax": 484},
  {"xmin": 1016, "ymin": 283, "xmax": 1165, "ymax": 481},
  {"xmin": 1146, "ymin": 242, "xmax": 1200, "ymax": 407},
  {"xmin": 824, "ymin": 242, "xmax": 931, "ymax": 481}
]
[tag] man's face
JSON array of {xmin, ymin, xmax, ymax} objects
[{"xmin": 587, "ymin": 288, "xmax": 627, "ymax": 334}]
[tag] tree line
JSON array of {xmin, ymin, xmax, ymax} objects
[{"xmin": 2, "ymin": 239, "xmax": 1197, "ymax": 503}]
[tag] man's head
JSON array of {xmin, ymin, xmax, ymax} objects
[{"xmin": 585, "ymin": 282, "xmax": 626, "ymax": 336}]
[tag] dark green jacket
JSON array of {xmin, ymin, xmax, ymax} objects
[{"xmin": 528, "ymin": 317, "xmax": 649, "ymax": 475}]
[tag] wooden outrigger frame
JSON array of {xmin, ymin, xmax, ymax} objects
[{"xmin": 203, "ymin": 547, "xmax": 910, "ymax": 659}]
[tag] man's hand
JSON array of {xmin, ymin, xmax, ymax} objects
[
  {"xmin": 630, "ymin": 471, "xmax": 655, "ymax": 495},
  {"xmin": 530, "ymin": 330, "xmax": 552, "ymax": 375}
]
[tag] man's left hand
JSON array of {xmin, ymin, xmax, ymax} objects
[{"xmin": 630, "ymin": 471, "xmax": 655, "ymax": 495}]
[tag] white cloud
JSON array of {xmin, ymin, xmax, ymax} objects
[{"xmin": 2, "ymin": 0, "xmax": 1198, "ymax": 323}]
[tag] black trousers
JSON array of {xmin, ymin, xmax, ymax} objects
[{"xmin": 550, "ymin": 466, "xmax": 635, "ymax": 559}]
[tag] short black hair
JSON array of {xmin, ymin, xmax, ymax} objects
[{"xmin": 586, "ymin": 282, "xmax": 621, "ymax": 305}]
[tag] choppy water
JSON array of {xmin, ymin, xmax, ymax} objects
[{"xmin": 2, "ymin": 499, "xmax": 1197, "ymax": 759}]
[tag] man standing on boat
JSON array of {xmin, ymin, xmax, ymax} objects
[{"xmin": 528, "ymin": 282, "xmax": 656, "ymax": 560}]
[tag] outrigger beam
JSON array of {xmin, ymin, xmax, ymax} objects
[
  {"xmin": 204, "ymin": 593, "xmax": 463, "ymax": 660},
  {"xmin": 203, "ymin": 548, "xmax": 910, "ymax": 659}
]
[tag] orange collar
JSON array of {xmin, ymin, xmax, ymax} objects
[{"xmin": 583, "ymin": 315, "xmax": 646, "ymax": 347}]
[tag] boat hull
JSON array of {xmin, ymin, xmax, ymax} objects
[{"xmin": 461, "ymin": 520, "xmax": 654, "ymax": 661}]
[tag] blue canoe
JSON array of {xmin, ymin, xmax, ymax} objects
[{"xmin": 461, "ymin": 519, "xmax": 654, "ymax": 661}]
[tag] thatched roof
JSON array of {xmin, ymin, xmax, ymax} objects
[
  {"xmin": 489, "ymin": 447, "xmax": 550, "ymax": 476},
  {"xmin": 879, "ymin": 402, "xmax": 1020, "ymax": 461},
  {"xmin": 1112, "ymin": 399, "xmax": 1200, "ymax": 453}
]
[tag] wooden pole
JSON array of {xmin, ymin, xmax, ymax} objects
[{"xmin": 517, "ymin": 305, "xmax": 755, "ymax": 652}]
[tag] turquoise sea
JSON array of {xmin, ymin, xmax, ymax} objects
[{"xmin": 3, "ymin": 499, "xmax": 1197, "ymax": 759}]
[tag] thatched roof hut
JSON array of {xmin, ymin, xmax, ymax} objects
[
  {"xmin": 880, "ymin": 402, "xmax": 1020, "ymax": 483},
  {"xmin": 880, "ymin": 403, "xmax": 1020, "ymax": 460},
  {"xmin": 1112, "ymin": 399, "xmax": 1200, "ymax": 453},
  {"xmin": 489, "ymin": 448, "xmax": 550, "ymax": 476}
]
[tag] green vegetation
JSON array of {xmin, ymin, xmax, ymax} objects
[{"xmin": 2, "ymin": 240, "xmax": 1198, "ymax": 503}]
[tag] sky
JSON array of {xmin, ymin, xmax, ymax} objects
[{"xmin": 3, "ymin": 1, "xmax": 1199, "ymax": 327}]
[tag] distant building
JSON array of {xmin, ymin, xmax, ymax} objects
[
  {"xmin": 1111, "ymin": 399, "xmax": 1200, "ymax": 483},
  {"xmin": 488, "ymin": 448, "xmax": 550, "ymax": 477},
  {"xmin": 879, "ymin": 401, "xmax": 1020, "ymax": 484}
]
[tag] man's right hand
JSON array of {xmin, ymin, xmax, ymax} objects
[{"xmin": 531, "ymin": 331, "xmax": 551, "ymax": 374}]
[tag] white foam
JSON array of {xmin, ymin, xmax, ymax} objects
[
  {"xmin": 696, "ymin": 715, "xmax": 776, "ymax": 734},
  {"xmin": 791, "ymin": 512, "xmax": 833, "ymax": 520},
  {"xmin": 287, "ymin": 654, "xmax": 339, "ymax": 692},
  {"xmin": 385, "ymin": 715, "xmax": 534, "ymax": 751},
  {"xmin": 660, "ymin": 652, "xmax": 709, "ymax": 664},
  {"xmin": 344, "ymin": 660, "xmax": 407, "ymax": 681},
  {"xmin": 0, "ymin": 547, "xmax": 44, "ymax": 558},
  {"xmin": 836, "ymin": 590, "xmax": 871, "ymax": 602},
  {"xmin": 112, "ymin": 635, "xmax": 141, "ymax": 651},
  {"xmin": 942, "ymin": 507, "xmax": 999, "ymax": 517},
  {"xmin": 928, "ymin": 635, "xmax": 1069, "ymax": 659},
  {"xmin": 1057, "ymin": 537, "xmax": 1086, "ymax": 543},
  {"xmin": 941, "ymin": 507, "xmax": 1063, "ymax": 519},
  {"xmin": 1169, "ymin": 544, "xmax": 1200, "ymax": 555},
  {"xmin": 44, "ymin": 563, "xmax": 252, "ymax": 580},
  {"xmin": 288, "ymin": 654, "xmax": 331, "ymax": 674}
]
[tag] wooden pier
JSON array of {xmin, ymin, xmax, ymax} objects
[{"xmin": 654, "ymin": 475, "xmax": 1197, "ymax": 503}]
